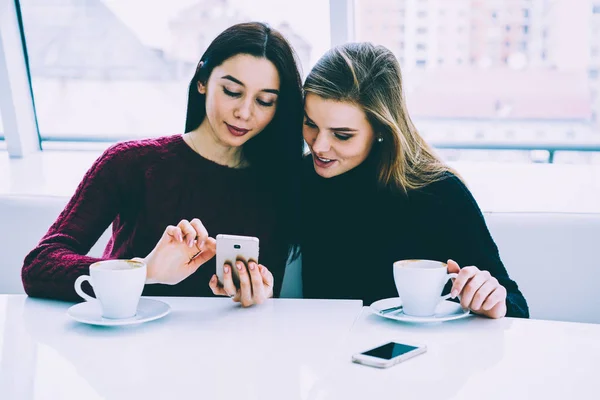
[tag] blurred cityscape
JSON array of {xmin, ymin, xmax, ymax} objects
[
  {"xmin": 2, "ymin": 0, "xmax": 600, "ymax": 163},
  {"xmin": 355, "ymin": 0, "xmax": 600, "ymax": 163}
]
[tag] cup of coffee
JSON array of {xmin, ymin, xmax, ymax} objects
[
  {"xmin": 393, "ymin": 259, "xmax": 458, "ymax": 317},
  {"xmin": 74, "ymin": 259, "xmax": 147, "ymax": 319}
]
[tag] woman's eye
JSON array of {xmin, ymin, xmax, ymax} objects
[
  {"xmin": 257, "ymin": 99, "xmax": 274, "ymax": 107},
  {"xmin": 334, "ymin": 133, "xmax": 351, "ymax": 141},
  {"xmin": 304, "ymin": 120, "xmax": 317, "ymax": 128},
  {"xmin": 223, "ymin": 87, "xmax": 241, "ymax": 97}
]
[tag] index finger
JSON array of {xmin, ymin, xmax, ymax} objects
[
  {"xmin": 451, "ymin": 266, "xmax": 478, "ymax": 298},
  {"xmin": 190, "ymin": 218, "xmax": 209, "ymax": 242},
  {"xmin": 209, "ymin": 274, "xmax": 230, "ymax": 297}
]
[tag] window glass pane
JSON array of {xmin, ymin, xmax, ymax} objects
[
  {"xmin": 0, "ymin": 109, "xmax": 4, "ymax": 140},
  {"xmin": 354, "ymin": 0, "xmax": 600, "ymax": 164},
  {"xmin": 19, "ymin": 0, "xmax": 329, "ymax": 141}
]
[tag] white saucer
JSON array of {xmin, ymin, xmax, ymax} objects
[
  {"xmin": 370, "ymin": 297, "xmax": 471, "ymax": 323},
  {"xmin": 67, "ymin": 298, "xmax": 171, "ymax": 326}
]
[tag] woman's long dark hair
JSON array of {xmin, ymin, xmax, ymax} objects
[{"xmin": 184, "ymin": 22, "xmax": 304, "ymax": 260}]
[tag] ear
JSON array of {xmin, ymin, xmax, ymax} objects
[{"xmin": 197, "ymin": 81, "xmax": 207, "ymax": 95}]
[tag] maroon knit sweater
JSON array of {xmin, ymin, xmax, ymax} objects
[{"xmin": 21, "ymin": 135, "xmax": 289, "ymax": 301}]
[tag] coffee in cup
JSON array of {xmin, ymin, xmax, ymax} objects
[
  {"xmin": 393, "ymin": 259, "xmax": 458, "ymax": 317},
  {"xmin": 74, "ymin": 259, "xmax": 146, "ymax": 319}
]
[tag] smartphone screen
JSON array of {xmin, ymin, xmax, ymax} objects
[{"xmin": 362, "ymin": 342, "xmax": 420, "ymax": 360}]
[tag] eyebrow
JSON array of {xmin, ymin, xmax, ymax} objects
[
  {"xmin": 304, "ymin": 112, "xmax": 358, "ymax": 133},
  {"xmin": 221, "ymin": 75, "xmax": 279, "ymax": 95}
]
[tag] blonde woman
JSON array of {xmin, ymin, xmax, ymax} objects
[{"xmin": 300, "ymin": 43, "xmax": 528, "ymax": 318}]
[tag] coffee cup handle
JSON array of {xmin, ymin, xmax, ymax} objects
[
  {"xmin": 440, "ymin": 272, "xmax": 459, "ymax": 301},
  {"xmin": 74, "ymin": 275, "xmax": 96, "ymax": 302}
]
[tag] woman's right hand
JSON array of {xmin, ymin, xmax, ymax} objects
[
  {"xmin": 208, "ymin": 260, "xmax": 274, "ymax": 307},
  {"xmin": 141, "ymin": 219, "xmax": 216, "ymax": 285}
]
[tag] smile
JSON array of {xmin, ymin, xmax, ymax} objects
[{"xmin": 313, "ymin": 154, "xmax": 336, "ymax": 168}]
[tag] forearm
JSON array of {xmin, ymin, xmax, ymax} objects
[{"xmin": 22, "ymin": 245, "xmax": 104, "ymax": 301}]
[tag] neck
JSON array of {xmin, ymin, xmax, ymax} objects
[{"xmin": 187, "ymin": 119, "xmax": 247, "ymax": 168}]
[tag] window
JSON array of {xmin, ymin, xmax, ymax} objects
[
  {"xmin": 1, "ymin": 0, "xmax": 598, "ymax": 165},
  {"xmin": 0, "ymin": 110, "xmax": 4, "ymax": 142},
  {"xmin": 350, "ymin": 0, "xmax": 600, "ymax": 164},
  {"xmin": 18, "ymin": 0, "xmax": 329, "ymax": 142}
]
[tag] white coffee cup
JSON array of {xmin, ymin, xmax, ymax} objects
[
  {"xmin": 74, "ymin": 259, "xmax": 147, "ymax": 319},
  {"xmin": 393, "ymin": 259, "xmax": 458, "ymax": 317}
]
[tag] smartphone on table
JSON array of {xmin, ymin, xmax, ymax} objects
[
  {"xmin": 351, "ymin": 341, "xmax": 427, "ymax": 369},
  {"xmin": 216, "ymin": 234, "xmax": 260, "ymax": 289}
]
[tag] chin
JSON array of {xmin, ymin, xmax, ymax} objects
[
  {"xmin": 314, "ymin": 166, "xmax": 342, "ymax": 178},
  {"xmin": 221, "ymin": 134, "xmax": 250, "ymax": 147}
]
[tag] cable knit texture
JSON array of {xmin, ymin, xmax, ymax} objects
[{"xmin": 22, "ymin": 135, "xmax": 289, "ymax": 301}]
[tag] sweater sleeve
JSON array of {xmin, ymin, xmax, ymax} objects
[
  {"xmin": 21, "ymin": 142, "xmax": 138, "ymax": 301},
  {"xmin": 417, "ymin": 174, "xmax": 529, "ymax": 318}
]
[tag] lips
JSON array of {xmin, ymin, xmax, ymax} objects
[
  {"xmin": 313, "ymin": 154, "xmax": 336, "ymax": 169},
  {"xmin": 226, "ymin": 123, "xmax": 250, "ymax": 137}
]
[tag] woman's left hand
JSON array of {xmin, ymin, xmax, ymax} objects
[
  {"xmin": 447, "ymin": 259, "xmax": 507, "ymax": 319},
  {"xmin": 209, "ymin": 261, "xmax": 274, "ymax": 307}
]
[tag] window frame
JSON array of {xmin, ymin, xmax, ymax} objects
[{"xmin": 0, "ymin": 0, "xmax": 349, "ymax": 158}]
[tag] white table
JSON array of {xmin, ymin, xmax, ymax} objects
[
  {"xmin": 314, "ymin": 308, "xmax": 600, "ymax": 400},
  {"xmin": 0, "ymin": 295, "xmax": 362, "ymax": 400},
  {"xmin": 1, "ymin": 296, "xmax": 600, "ymax": 400}
]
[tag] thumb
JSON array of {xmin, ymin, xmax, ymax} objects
[
  {"xmin": 189, "ymin": 238, "xmax": 217, "ymax": 270},
  {"xmin": 446, "ymin": 259, "xmax": 461, "ymax": 274}
]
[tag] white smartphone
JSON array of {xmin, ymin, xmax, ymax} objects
[
  {"xmin": 351, "ymin": 341, "xmax": 427, "ymax": 369},
  {"xmin": 216, "ymin": 234, "xmax": 260, "ymax": 288}
]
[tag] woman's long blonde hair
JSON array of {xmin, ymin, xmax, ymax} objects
[{"xmin": 303, "ymin": 42, "xmax": 458, "ymax": 192}]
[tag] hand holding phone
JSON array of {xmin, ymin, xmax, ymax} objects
[
  {"xmin": 211, "ymin": 234, "xmax": 273, "ymax": 307},
  {"xmin": 352, "ymin": 341, "xmax": 427, "ymax": 368},
  {"xmin": 216, "ymin": 234, "xmax": 260, "ymax": 288}
]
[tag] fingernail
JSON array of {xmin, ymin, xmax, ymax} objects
[
  {"xmin": 451, "ymin": 290, "xmax": 458, "ymax": 298},
  {"xmin": 236, "ymin": 262, "xmax": 243, "ymax": 271},
  {"xmin": 224, "ymin": 265, "xmax": 230, "ymax": 274},
  {"xmin": 249, "ymin": 262, "xmax": 255, "ymax": 270}
]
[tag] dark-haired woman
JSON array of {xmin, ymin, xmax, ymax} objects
[{"xmin": 22, "ymin": 22, "xmax": 304, "ymax": 307}]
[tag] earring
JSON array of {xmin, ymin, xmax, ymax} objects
[{"xmin": 377, "ymin": 137, "xmax": 383, "ymax": 142}]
